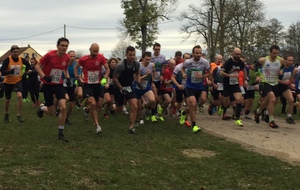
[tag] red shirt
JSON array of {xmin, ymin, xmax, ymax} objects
[
  {"xmin": 160, "ymin": 67, "xmax": 173, "ymax": 92},
  {"xmin": 79, "ymin": 54, "xmax": 106, "ymax": 84},
  {"xmin": 40, "ymin": 50, "xmax": 70, "ymax": 85},
  {"xmin": 175, "ymin": 58, "xmax": 184, "ymax": 65}
]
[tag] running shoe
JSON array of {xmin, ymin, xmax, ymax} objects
[
  {"xmin": 286, "ymin": 117, "xmax": 295, "ymax": 124},
  {"xmin": 192, "ymin": 125, "xmax": 201, "ymax": 133},
  {"xmin": 96, "ymin": 126, "xmax": 102, "ymax": 134},
  {"xmin": 184, "ymin": 120, "xmax": 191, "ymax": 127},
  {"xmin": 245, "ymin": 114, "xmax": 251, "ymax": 119},
  {"xmin": 254, "ymin": 110, "xmax": 260, "ymax": 123},
  {"xmin": 104, "ymin": 114, "xmax": 109, "ymax": 119},
  {"xmin": 55, "ymin": 107, "xmax": 60, "ymax": 116},
  {"xmin": 235, "ymin": 119, "xmax": 243, "ymax": 127},
  {"xmin": 269, "ymin": 121, "xmax": 279, "ymax": 128},
  {"xmin": 211, "ymin": 106, "xmax": 217, "ymax": 115},
  {"xmin": 139, "ymin": 119, "xmax": 144, "ymax": 125},
  {"xmin": 4, "ymin": 113, "xmax": 9, "ymax": 123},
  {"xmin": 222, "ymin": 114, "xmax": 231, "ymax": 120},
  {"xmin": 127, "ymin": 128, "xmax": 136, "ymax": 134},
  {"xmin": 58, "ymin": 134, "xmax": 69, "ymax": 142},
  {"xmin": 157, "ymin": 115, "xmax": 165, "ymax": 121},
  {"xmin": 17, "ymin": 115, "xmax": 25, "ymax": 123},
  {"xmin": 151, "ymin": 115, "xmax": 157, "ymax": 122},
  {"xmin": 157, "ymin": 104, "xmax": 163, "ymax": 115},
  {"xmin": 264, "ymin": 114, "xmax": 269, "ymax": 123},
  {"xmin": 83, "ymin": 107, "xmax": 89, "ymax": 121},
  {"xmin": 179, "ymin": 110, "xmax": 186, "ymax": 124},
  {"xmin": 218, "ymin": 107, "xmax": 223, "ymax": 116},
  {"xmin": 37, "ymin": 106, "xmax": 44, "ymax": 118},
  {"xmin": 232, "ymin": 114, "xmax": 237, "ymax": 120}
]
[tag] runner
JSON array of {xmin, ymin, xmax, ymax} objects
[
  {"xmin": 220, "ymin": 47, "xmax": 245, "ymax": 127},
  {"xmin": 0, "ymin": 45, "xmax": 31, "ymax": 123},
  {"xmin": 254, "ymin": 45, "xmax": 284, "ymax": 128},
  {"xmin": 277, "ymin": 55, "xmax": 295, "ymax": 124},
  {"xmin": 74, "ymin": 43, "xmax": 110, "ymax": 134},
  {"xmin": 182, "ymin": 45, "xmax": 210, "ymax": 133},
  {"xmin": 132, "ymin": 51, "xmax": 157, "ymax": 124},
  {"xmin": 113, "ymin": 46, "xmax": 141, "ymax": 134},
  {"xmin": 35, "ymin": 37, "xmax": 71, "ymax": 142}
]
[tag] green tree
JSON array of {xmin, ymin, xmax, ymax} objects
[{"xmin": 119, "ymin": 0, "xmax": 177, "ymax": 54}]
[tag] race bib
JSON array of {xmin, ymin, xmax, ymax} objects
[
  {"xmin": 155, "ymin": 71, "xmax": 161, "ymax": 80},
  {"xmin": 141, "ymin": 80, "xmax": 148, "ymax": 88},
  {"xmin": 240, "ymin": 86, "xmax": 245, "ymax": 94},
  {"xmin": 87, "ymin": 71, "xmax": 99, "ymax": 84},
  {"xmin": 191, "ymin": 70, "xmax": 202, "ymax": 83},
  {"xmin": 10, "ymin": 65, "xmax": 21, "ymax": 76},
  {"xmin": 50, "ymin": 69, "xmax": 63, "ymax": 83},
  {"xmin": 229, "ymin": 72, "xmax": 238, "ymax": 85},
  {"xmin": 181, "ymin": 79, "xmax": 186, "ymax": 87},
  {"xmin": 217, "ymin": 82, "xmax": 223, "ymax": 91},
  {"xmin": 166, "ymin": 84, "xmax": 173, "ymax": 90},
  {"xmin": 266, "ymin": 76, "xmax": 276, "ymax": 83},
  {"xmin": 282, "ymin": 72, "xmax": 291, "ymax": 81}
]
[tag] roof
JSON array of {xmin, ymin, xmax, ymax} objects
[{"xmin": 0, "ymin": 45, "xmax": 42, "ymax": 61}]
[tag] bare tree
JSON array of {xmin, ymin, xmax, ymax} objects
[{"xmin": 111, "ymin": 39, "xmax": 132, "ymax": 59}]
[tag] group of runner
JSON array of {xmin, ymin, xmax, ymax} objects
[{"xmin": 1, "ymin": 38, "xmax": 299, "ymax": 142}]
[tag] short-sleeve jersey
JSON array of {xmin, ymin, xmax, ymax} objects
[
  {"xmin": 79, "ymin": 54, "xmax": 106, "ymax": 84},
  {"xmin": 160, "ymin": 67, "xmax": 173, "ymax": 92},
  {"xmin": 222, "ymin": 57, "xmax": 245, "ymax": 86},
  {"xmin": 40, "ymin": 50, "xmax": 70, "ymax": 85},
  {"xmin": 183, "ymin": 57, "xmax": 210, "ymax": 90}
]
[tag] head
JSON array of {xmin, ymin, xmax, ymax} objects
[
  {"xmin": 10, "ymin": 45, "xmax": 20, "ymax": 59},
  {"xmin": 192, "ymin": 45, "xmax": 202, "ymax": 61},
  {"xmin": 142, "ymin": 51, "xmax": 152, "ymax": 65},
  {"xmin": 125, "ymin": 46, "xmax": 136, "ymax": 63},
  {"xmin": 107, "ymin": 58, "xmax": 118, "ymax": 69},
  {"xmin": 183, "ymin": 53, "xmax": 191, "ymax": 60},
  {"xmin": 174, "ymin": 51, "xmax": 182, "ymax": 62},
  {"xmin": 30, "ymin": 57, "xmax": 38, "ymax": 65},
  {"xmin": 269, "ymin": 45, "xmax": 280, "ymax": 59},
  {"xmin": 68, "ymin": 50, "xmax": 76, "ymax": 63},
  {"xmin": 56, "ymin": 37, "xmax": 69, "ymax": 55},
  {"xmin": 232, "ymin": 48, "xmax": 242, "ymax": 61},
  {"xmin": 168, "ymin": 59, "xmax": 176, "ymax": 71},
  {"xmin": 284, "ymin": 55, "xmax": 294, "ymax": 67},
  {"xmin": 153, "ymin": 42, "xmax": 161, "ymax": 56},
  {"xmin": 89, "ymin": 43, "xmax": 99, "ymax": 58},
  {"xmin": 215, "ymin": 55, "xmax": 223, "ymax": 65}
]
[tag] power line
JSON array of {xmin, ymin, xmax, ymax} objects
[
  {"xmin": 0, "ymin": 27, "xmax": 63, "ymax": 41},
  {"xmin": 67, "ymin": 25, "xmax": 116, "ymax": 30}
]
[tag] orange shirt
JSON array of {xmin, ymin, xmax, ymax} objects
[
  {"xmin": 210, "ymin": 62, "xmax": 222, "ymax": 73},
  {"xmin": 238, "ymin": 71, "xmax": 244, "ymax": 86},
  {"xmin": 4, "ymin": 56, "xmax": 23, "ymax": 84}
]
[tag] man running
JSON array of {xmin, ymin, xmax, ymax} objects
[
  {"xmin": 254, "ymin": 45, "xmax": 284, "ymax": 128},
  {"xmin": 113, "ymin": 46, "xmax": 141, "ymax": 134},
  {"xmin": 35, "ymin": 37, "xmax": 71, "ymax": 142},
  {"xmin": 74, "ymin": 43, "xmax": 110, "ymax": 134},
  {"xmin": 0, "ymin": 45, "xmax": 31, "ymax": 123},
  {"xmin": 182, "ymin": 45, "xmax": 210, "ymax": 133},
  {"xmin": 220, "ymin": 48, "xmax": 245, "ymax": 127}
]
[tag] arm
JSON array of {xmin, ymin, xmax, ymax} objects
[
  {"xmin": 113, "ymin": 64, "xmax": 124, "ymax": 90},
  {"xmin": 0, "ymin": 58, "xmax": 14, "ymax": 76}
]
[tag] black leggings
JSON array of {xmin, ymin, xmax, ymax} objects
[{"xmin": 28, "ymin": 80, "xmax": 40, "ymax": 103}]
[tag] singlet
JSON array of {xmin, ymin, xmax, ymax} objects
[
  {"xmin": 117, "ymin": 59, "xmax": 139, "ymax": 87},
  {"xmin": 261, "ymin": 56, "xmax": 281, "ymax": 86},
  {"xmin": 151, "ymin": 54, "xmax": 166, "ymax": 81},
  {"xmin": 133, "ymin": 62, "xmax": 154, "ymax": 90},
  {"xmin": 4, "ymin": 56, "xmax": 23, "ymax": 84}
]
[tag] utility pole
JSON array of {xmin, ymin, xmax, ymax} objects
[{"xmin": 64, "ymin": 24, "xmax": 66, "ymax": 38}]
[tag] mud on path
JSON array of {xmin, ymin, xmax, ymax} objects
[{"xmin": 196, "ymin": 108, "xmax": 300, "ymax": 165}]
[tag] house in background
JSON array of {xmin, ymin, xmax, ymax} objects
[{"xmin": 0, "ymin": 44, "xmax": 43, "ymax": 65}]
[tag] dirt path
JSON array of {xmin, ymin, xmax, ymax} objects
[{"xmin": 196, "ymin": 108, "xmax": 300, "ymax": 165}]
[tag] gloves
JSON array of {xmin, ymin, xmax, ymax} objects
[
  {"xmin": 43, "ymin": 76, "xmax": 52, "ymax": 83},
  {"xmin": 136, "ymin": 82, "xmax": 144, "ymax": 90},
  {"xmin": 66, "ymin": 78, "xmax": 71, "ymax": 87},
  {"xmin": 101, "ymin": 78, "xmax": 107, "ymax": 86}
]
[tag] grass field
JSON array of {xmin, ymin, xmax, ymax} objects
[{"xmin": 0, "ymin": 95, "xmax": 300, "ymax": 190}]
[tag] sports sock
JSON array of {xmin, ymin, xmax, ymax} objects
[{"xmin": 236, "ymin": 103, "xmax": 242, "ymax": 120}]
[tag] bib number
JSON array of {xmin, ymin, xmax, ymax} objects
[
  {"xmin": 240, "ymin": 86, "xmax": 245, "ymax": 94},
  {"xmin": 191, "ymin": 70, "xmax": 202, "ymax": 83},
  {"xmin": 87, "ymin": 71, "xmax": 99, "ymax": 84},
  {"xmin": 50, "ymin": 69, "xmax": 63, "ymax": 83},
  {"xmin": 217, "ymin": 82, "xmax": 223, "ymax": 91}
]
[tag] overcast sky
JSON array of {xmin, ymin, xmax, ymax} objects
[{"xmin": 0, "ymin": 0, "xmax": 299, "ymax": 58}]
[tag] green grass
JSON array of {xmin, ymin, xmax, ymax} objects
[{"xmin": 0, "ymin": 95, "xmax": 300, "ymax": 190}]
